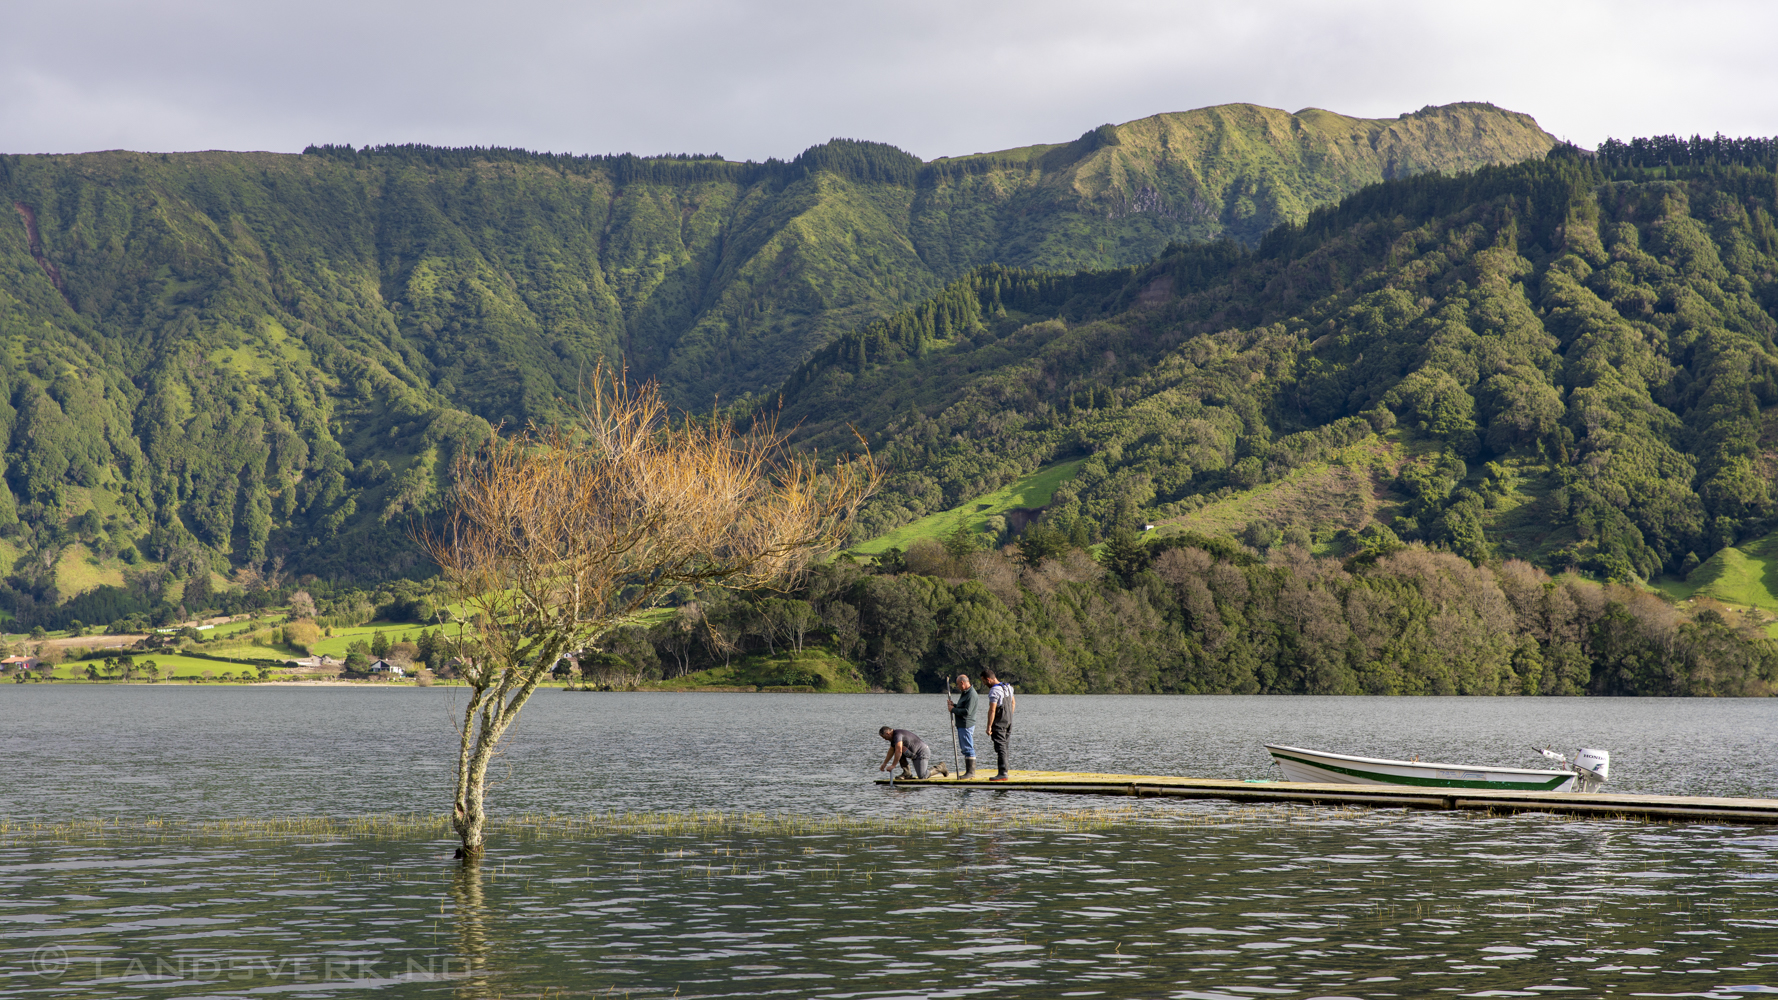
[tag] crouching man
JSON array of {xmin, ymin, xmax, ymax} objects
[{"xmin": 878, "ymin": 726, "xmax": 948, "ymax": 779}]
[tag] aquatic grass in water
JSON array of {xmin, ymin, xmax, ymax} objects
[
  {"xmin": 4, "ymin": 802, "xmax": 1307, "ymax": 846},
  {"xmin": 4, "ymin": 795, "xmax": 1715, "ymax": 851}
]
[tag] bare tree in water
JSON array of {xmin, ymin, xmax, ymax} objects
[{"xmin": 422, "ymin": 369, "xmax": 875, "ymax": 859}]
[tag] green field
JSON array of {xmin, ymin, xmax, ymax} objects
[
  {"xmin": 40, "ymin": 655, "xmax": 273, "ymax": 682},
  {"xmin": 39, "ymin": 652, "xmax": 433, "ymax": 683},
  {"xmin": 188, "ymin": 618, "xmax": 434, "ymax": 661},
  {"xmin": 30, "ymin": 644, "xmax": 870, "ymax": 689},
  {"xmin": 9, "ymin": 614, "xmax": 463, "ymax": 671},
  {"xmin": 177, "ymin": 614, "xmax": 305, "ymax": 660},
  {"xmin": 1651, "ymin": 529, "xmax": 1778, "ymax": 625},
  {"xmin": 307, "ymin": 623, "xmax": 434, "ymax": 659},
  {"xmin": 847, "ymin": 459, "xmax": 1085, "ymax": 557}
]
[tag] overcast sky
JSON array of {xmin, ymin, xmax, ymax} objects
[{"xmin": 5, "ymin": 0, "xmax": 1774, "ymax": 160}]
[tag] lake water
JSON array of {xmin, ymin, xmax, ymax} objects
[{"xmin": 2, "ymin": 689, "xmax": 1776, "ymax": 998}]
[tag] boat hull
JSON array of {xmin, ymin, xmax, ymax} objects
[{"xmin": 1266, "ymin": 744, "xmax": 1577, "ymax": 792}]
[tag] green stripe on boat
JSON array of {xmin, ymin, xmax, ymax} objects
[{"xmin": 1272, "ymin": 751, "xmax": 1572, "ymax": 791}]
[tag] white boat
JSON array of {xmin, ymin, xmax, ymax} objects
[{"xmin": 1265, "ymin": 744, "xmax": 1610, "ymax": 793}]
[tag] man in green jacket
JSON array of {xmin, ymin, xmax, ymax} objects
[{"xmin": 947, "ymin": 673, "xmax": 980, "ymax": 779}]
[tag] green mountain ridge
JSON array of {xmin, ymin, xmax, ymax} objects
[
  {"xmin": 936, "ymin": 101, "xmax": 1556, "ymax": 253},
  {"xmin": 0, "ymin": 101, "xmax": 1554, "ymax": 608},
  {"xmin": 9, "ymin": 127, "xmax": 1778, "ymax": 700},
  {"xmin": 7, "ymin": 101, "xmax": 1553, "ymax": 410}
]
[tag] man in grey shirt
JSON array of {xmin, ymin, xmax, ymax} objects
[
  {"xmin": 878, "ymin": 726, "xmax": 944, "ymax": 779},
  {"xmin": 983, "ymin": 669, "xmax": 1016, "ymax": 781}
]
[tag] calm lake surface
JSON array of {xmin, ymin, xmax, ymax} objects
[{"xmin": 2, "ymin": 689, "xmax": 1775, "ymax": 998}]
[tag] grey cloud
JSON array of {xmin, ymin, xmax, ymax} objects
[{"xmin": 3, "ymin": 0, "xmax": 1774, "ymax": 158}]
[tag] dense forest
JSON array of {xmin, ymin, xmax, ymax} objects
[
  {"xmin": 575, "ymin": 537, "xmax": 1775, "ymax": 697},
  {"xmin": 1597, "ymin": 133, "xmax": 1778, "ymax": 168}
]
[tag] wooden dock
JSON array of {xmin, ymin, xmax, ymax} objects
[{"xmin": 875, "ymin": 770, "xmax": 1778, "ymax": 824}]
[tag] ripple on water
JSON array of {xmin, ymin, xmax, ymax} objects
[
  {"xmin": 4, "ymin": 689, "xmax": 1778, "ymax": 821},
  {"xmin": 0, "ymin": 805, "xmax": 1774, "ymax": 998}
]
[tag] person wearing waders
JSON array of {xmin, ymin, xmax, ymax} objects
[
  {"xmin": 878, "ymin": 726, "xmax": 944, "ymax": 779},
  {"xmin": 982, "ymin": 668, "xmax": 1015, "ymax": 781},
  {"xmin": 946, "ymin": 674, "xmax": 980, "ymax": 779}
]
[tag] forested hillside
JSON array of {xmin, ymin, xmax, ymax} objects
[
  {"xmin": 9, "ymin": 120, "xmax": 1778, "ymax": 698},
  {"xmin": 785, "ymin": 145, "xmax": 1778, "ymax": 589},
  {"xmin": 0, "ymin": 102, "xmax": 1551, "ymax": 615},
  {"xmin": 629, "ymin": 137, "xmax": 1778, "ymax": 697}
]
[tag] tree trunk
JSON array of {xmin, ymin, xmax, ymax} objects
[
  {"xmin": 450, "ymin": 649, "xmax": 557, "ymax": 859},
  {"xmin": 452, "ymin": 687, "xmax": 492, "ymax": 859},
  {"xmin": 454, "ymin": 743, "xmax": 492, "ymax": 859}
]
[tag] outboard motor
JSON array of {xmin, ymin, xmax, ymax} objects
[
  {"xmin": 1534, "ymin": 747, "xmax": 1611, "ymax": 792},
  {"xmin": 1572, "ymin": 748, "xmax": 1610, "ymax": 792}
]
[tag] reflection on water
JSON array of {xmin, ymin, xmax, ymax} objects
[
  {"xmin": 449, "ymin": 862, "xmax": 490, "ymax": 1000},
  {"xmin": 2, "ymin": 805, "xmax": 1774, "ymax": 999}
]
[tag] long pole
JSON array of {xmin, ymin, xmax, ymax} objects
[{"xmin": 945, "ymin": 676, "xmax": 959, "ymax": 777}]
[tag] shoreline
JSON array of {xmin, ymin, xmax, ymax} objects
[{"xmin": 6, "ymin": 681, "xmax": 1778, "ymax": 698}]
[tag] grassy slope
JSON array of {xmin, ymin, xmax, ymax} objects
[
  {"xmin": 17, "ymin": 601, "xmax": 469, "ymax": 676},
  {"xmin": 50, "ymin": 544, "xmax": 127, "ymax": 600},
  {"xmin": 1651, "ymin": 530, "xmax": 1778, "ymax": 634},
  {"xmin": 1476, "ymin": 459, "xmax": 1573, "ymax": 566},
  {"xmin": 1111, "ymin": 425, "xmax": 1573, "ymax": 565},
  {"xmin": 1155, "ymin": 435, "xmax": 1402, "ymax": 546},
  {"xmin": 847, "ymin": 459, "xmax": 1085, "ymax": 556},
  {"xmin": 41, "ymin": 621, "xmax": 442, "ymax": 678},
  {"xmin": 0, "ymin": 537, "xmax": 19, "ymax": 621},
  {"xmin": 1142, "ymin": 430, "xmax": 1566, "ymax": 560}
]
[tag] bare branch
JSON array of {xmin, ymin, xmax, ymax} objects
[{"xmin": 418, "ymin": 364, "xmax": 877, "ymax": 858}]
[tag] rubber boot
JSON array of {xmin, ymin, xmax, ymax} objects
[
  {"xmin": 991, "ymin": 748, "xmax": 1009, "ymax": 781},
  {"xmin": 962, "ymin": 757, "xmax": 977, "ymax": 780}
]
